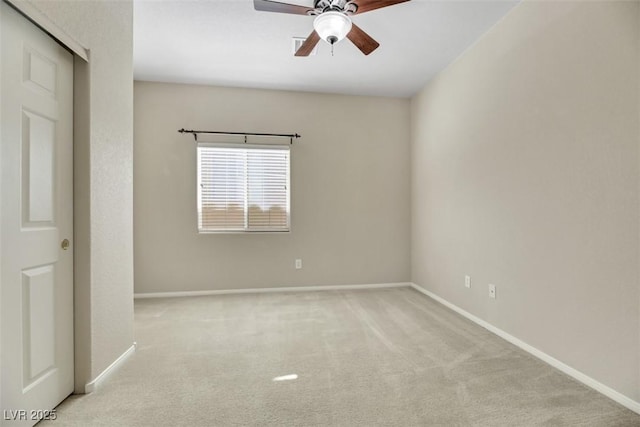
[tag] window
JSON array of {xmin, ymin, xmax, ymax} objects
[{"xmin": 197, "ymin": 144, "xmax": 290, "ymax": 233}]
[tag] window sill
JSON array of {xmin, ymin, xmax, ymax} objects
[{"xmin": 198, "ymin": 230, "xmax": 291, "ymax": 235}]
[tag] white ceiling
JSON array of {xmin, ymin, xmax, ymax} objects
[{"xmin": 134, "ymin": 0, "xmax": 518, "ymax": 98}]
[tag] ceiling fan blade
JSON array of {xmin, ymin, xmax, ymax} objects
[
  {"xmin": 347, "ymin": 24, "xmax": 380, "ymax": 55},
  {"xmin": 353, "ymin": 0, "xmax": 410, "ymax": 15},
  {"xmin": 253, "ymin": 0, "xmax": 315, "ymax": 15},
  {"xmin": 295, "ymin": 30, "xmax": 321, "ymax": 56}
]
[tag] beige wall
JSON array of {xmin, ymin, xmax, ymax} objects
[
  {"xmin": 134, "ymin": 82, "xmax": 410, "ymax": 293},
  {"xmin": 411, "ymin": 1, "xmax": 639, "ymax": 401},
  {"xmin": 16, "ymin": 0, "xmax": 135, "ymax": 391}
]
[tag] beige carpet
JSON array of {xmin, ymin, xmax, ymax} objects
[{"xmin": 43, "ymin": 288, "xmax": 640, "ymax": 426}]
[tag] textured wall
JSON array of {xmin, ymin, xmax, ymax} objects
[
  {"xmin": 134, "ymin": 82, "xmax": 410, "ymax": 293},
  {"xmin": 19, "ymin": 0, "xmax": 135, "ymax": 391},
  {"xmin": 411, "ymin": 1, "xmax": 639, "ymax": 400}
]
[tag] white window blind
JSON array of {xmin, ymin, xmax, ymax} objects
[{"xmin": 197, "ymin": 144, "xmax": 290, "ymax": 232}]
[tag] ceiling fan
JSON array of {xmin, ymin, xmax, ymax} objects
[{"xmin": 254, "ymin": 0, "xmax": 410, "ymax": 56}]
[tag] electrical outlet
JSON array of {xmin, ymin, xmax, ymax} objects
[
  {"xmin": 465, "ymin": 275, "xmax": 471, "ymax": 288},
  {"xmin": 488, "ymin": 284, "xmax": 496, "ymax": 299},
  {"xmin": 295, "ymin": 259, "xmax": 302, "ymax": 269}
]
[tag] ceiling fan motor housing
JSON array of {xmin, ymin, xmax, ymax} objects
[{"xmin": 314, "ymin": 0, "xmax": 358, "ymax": 14}]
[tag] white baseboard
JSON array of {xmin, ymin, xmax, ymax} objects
[
  {"xmin": 410, "ymin": 283, "xmax": 640, "ymax": 415},
  {"xmin": 134, "ymin": 282, "xmax": 412, "ymax": 299},
  {"xmin": 84, "ymin": 342, "xmax": 137, "ymax": 394}
]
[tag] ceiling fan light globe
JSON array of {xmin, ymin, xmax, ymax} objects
[{"xmin": 313, "ymin": 11, "xmax": 352, "ymax": 45}]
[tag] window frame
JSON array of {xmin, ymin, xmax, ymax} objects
[{"xmin": 196, "ymin": 143, "xmax": 291, "ymax": 234}]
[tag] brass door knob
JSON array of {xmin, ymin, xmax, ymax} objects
[{"xmin": 61, "ymin": 239, "xmax": 70, "ymax": 250}]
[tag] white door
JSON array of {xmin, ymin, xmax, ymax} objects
[{"xmin": 0, "ymin": 2, "xmax": 74, "ymax": 426}]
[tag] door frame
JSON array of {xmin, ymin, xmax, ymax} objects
[
  {"xmin": 3, "ymin": 1, "xmax": 88, "ymax": 61},
  {"xmin": 1, "ymin": 0, "xmax": 91, "ymax": 395}
]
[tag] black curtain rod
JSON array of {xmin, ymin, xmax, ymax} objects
[{"xmin": 178, "ymin": 128, "xmax": 301, "ymax": 143}]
